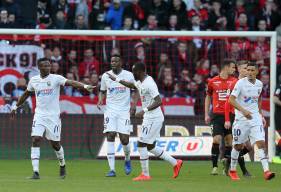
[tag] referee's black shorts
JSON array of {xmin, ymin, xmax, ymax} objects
[{"xmin": 211, "ymin": 113, "xmax": 234, "ymax": 137}]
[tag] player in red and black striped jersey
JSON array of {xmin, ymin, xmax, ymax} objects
[
  {"xmin": 205, "ymin": 59, "xmax": 237, "ymax": 175},
  {"xmin": 224, "ymin": 60, "xmax": 252, "ymax": 177}
]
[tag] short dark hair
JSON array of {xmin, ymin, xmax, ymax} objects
[
  {"xmin": 221, "ymin": 59, "xmax": 236, "ymax": 69},
  {"xmin": 37, "ymin": 57, "xmax": 50, "ymax": 65},
  {"xmin": 111, "ymin": 53, "xmax": 121, "ymax": 58},
  {"xmin": 247, "ymin": 61, "xmax": 258, "ymax": 68},
  {"xmin": 237, "ymin": 60, "xmax": 249, "ymax": 67},
  {"xmin": 133, "ymin": 62, "xmax": 146, "ymax": 72}
]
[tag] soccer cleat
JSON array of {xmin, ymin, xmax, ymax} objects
[
  {"xmin": 132, "ymin": 173, "xmax": 151, "ymax": 181},
  {"xmin": 106, "ymin": 170, "xmax": 116, "ymax": 177},
  {"xmin": 243, "ymin": 171, "xmax": 252, "ymax": 178},
  {"xmin": 264, "ymin": 171, "xmax": 275, "ymax": 180},
  {"xmin": 173, "ymin": 159, "xmax": 183, "ymax": 178},
  {"xmin": 60, "ymin": 165, "xmax": 66, "ymax": 179},
  {"xmin": 124, "ymin": 160, "xmax": 132, "ymax": 175},
  {"xmin": 221, "ymin": 158, "xmax": 229, "ymax": 176},
  {"xmin": 210, "ymin": 167, "xmax": 218, "ymax": 175},
  {"xmin": 29, "ymin": 171, "xmax": 40, "ymax": 180},
  {"xmin": 229, "ymin": 170, "xmax": 240, "ymax": 181}
]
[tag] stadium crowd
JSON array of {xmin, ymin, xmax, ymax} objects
[{"xmin": 0, "ymin": 0, "xmax": 280, "ymax": 112}]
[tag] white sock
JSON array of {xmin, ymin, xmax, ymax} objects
[
  {"xmin": 107, "ymin": 141, "xmax": 115, "ymax": 171},
  {"xmin": 122, "ymin": 144, "xmax": 130, "ymax": 161},
  {"xmin": 55, "ymin": 146, "xmax": 65, "ymax": 166},
  {"xmin": 257, "ymin": 148, "xmax": 269, "ymax": 172},
  {"xmin": 138, "ymin": 147, "xmax": 149, "ymax": 176},
  {"xmin": 31, "ymin": 147, "xmax": 40, "ymax": 173},
  {"xmin": 230, "ymin": 148, "xmax": 240, "ymax": 171},
  {"xmin": 149, "ymin": 146, "xmax": 177, "ymax": 166}
]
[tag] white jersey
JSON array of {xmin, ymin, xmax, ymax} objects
[
  {"xmin": 231, "ymin": 77, "xmax": 263, "ymax": 120},
  {"xmin": 100, "ymin": 69, "xmax": 134, "ymax": 112},
  {"xmin": 27, "ymin": 74, "xmax": 67, "ymax": 116},
  {"xmin": 134, "ymin": 75, "xmax": 164, "ymax": 119}
]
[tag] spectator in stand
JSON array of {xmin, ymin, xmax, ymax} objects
[
  {"xmin": 257, "ymin": 0, "xmax": 281, "ymax": 31},
  {"xmin": 208, "ymin": 0, "xmax": 227, "ymax": 30},
  {"xmin": 64, "ymin": 72, "xmax": 75, "ymax": 96},
  {"xmin": 159, "ymin": 73, "xmax": 175, "ymax": 97},
  {"xmin": 141, "ymin": 13, "xmax": 158, "ymax": 30},
  {"xmin": 228, "ymin": 41, "xmax": 245, "ymax": 61},
  {"xmin": 72, "ymin": 14, "xmax": 88, "ymax": 29},
  {"xmin": 51, "ymin": 46, "xmax": 63, "ymax": 63},
  {"xmin": 235, "ymin": 12, "xmax": 249, "ymax": 31},
  {"xmin": 168, "ymin": 0, "xmax": 187, "ymax": 29},
  {"xmin": 69, "ymin": 65, "xmax": 80, "ymax": 81},
  {"xmin": 260, "ymin": 72, "xmax": 270, "ymax": 98},
  {"xmin": 174, "ymin": 68, "xmax": 191, "ymax": 97},
  {"xmin": 196, "ymin": 58, "xmax": 210, "ymax": 79},
  {"xmin": 209, "ymin": 64, "xmax": 219, "ymax": 78},
  {"xmin": 157, "ymin": 52, "xmax": 172, "ymax": 80},
  {"xmin": 257, "ymin": 18, "xmax": 268, "ymax": 31},
  {"xmin": 12, "ymin": 78, "xmax": 27, "ymax": 98},
  {"xmin": 51, "ymin": 9, "xmax": 68, "ymax": 29},
  {"xmin": 37, "ymin": 0, "xmax": 52, "ymax": 29},
  {"xmin": 148, "ymin": 0, "xmax": 168, "ymax": 28},
  {"xmin": 65, "ymin": 50, "xmax": 78, "ymax": 73},
  {"xmin": 190, "ymin": 14, "xmax": 204, "ymax": 49},
  {"xmin": 123, "ymin": 0, "xmax": 146, "ymax": 29},
  {"xmin": 75, "ymin": 0, "xmax": 89, "ymax": 28},
  {"xmin": 89, "ymin": 72, "xmax": 100, "ymax": 96},
  {"xmin": 225, "ymin": 0, "xmax": 245, "ymax": 30},
  {"xmin": 79, "ymin": 48, "xmax": 100, "ymax": 78},
  {"xmin": 134, "ymin": 41, "xmax": 146, "ymax": 65},
  {"xmin": 105, "ymin": 0, "xmax": 124, "ymax": 30},
  {"xmin": 122, "ymin": 16, "xmax": 133, "ymax": 30},
  {"xmin": 1, "ymin": 0, "xmax": 21, "ymax": 21},
  {"xmin": 44, "ymin": 48, "xmax": 53, "ymax": 60},
  {"xmin": 51, "ymin": 61, "xmax": 61, "ymax": 74},
  {"xmin": 187, "ymin": 0, "xmax": 208, "ymax": 28},
  {"xmin": 52, "ymin": 0, "xmax": 75, "ymax": 25},
  {"xmin": 167, "ymin": 14, "xmax": 180, "ymax": 31},
  {"xmin": 0, "ymin": 9, "xmax": 10, "ymax": 28},
  {"xmin": 8, "ymin": 13, "xmax": 17, "ymax": 28},
  {"xmin": 17, "ymin": 0, "xmax": 37, "ymax": 28}
]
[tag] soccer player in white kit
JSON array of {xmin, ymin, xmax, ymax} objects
[
  {"xmin": 228, "ymin": 62, "xmax": 275, "ymax": 180},
  {"xmin": 97, "ymin": 54, "xmax": 136, "ymax": 177},
  {"xmin": 11, "ymin": 58, "xmax": 94, "ymax": 179},
  {"xmin": 107, "ymin": 62, "xmax": 183, "ymax": 181}
]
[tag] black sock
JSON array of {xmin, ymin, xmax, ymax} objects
[
  {"xmin": 240, "ymin": 147, "xmax": 249, "ymax": 156},
  {"xmin": 238, "ymin": 155, "xmax": 248, "ymax": 174},
  {"xmin": 224, "ymin": 146, "xmax": 232, "ymax": 165},
  {"xmin": 211, "ymin": 143, "xmax": 220, "ymax": 168}
]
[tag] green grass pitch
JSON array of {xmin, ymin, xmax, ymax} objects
[{"xmin": 0, "ymin": 160, "xmax": 279, "ymax": 192}]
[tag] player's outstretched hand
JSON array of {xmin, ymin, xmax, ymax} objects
[
  {"xmin": 242, "ymin": 109, "xmax": 252, "ymax": 119},
  {"xmin": 135, "ymin": 110, "xmax": 144, "ymax": 118},
  {"xmin": 84, "ymin": 85, "xmax": 96, "ymax": 92},
  {"xmin": 205, "ymin": 114, "xmax": 211, "ymax": 124},
  {"xmin": 106, "ymin": 72, "xmax": 116, "ymax": 81},
  {"xmin": 224, "ymin": 121, "xmax": 231, "ymax": 129}
]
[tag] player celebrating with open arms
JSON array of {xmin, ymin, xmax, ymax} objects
[
  {"xmin": 107, "ymin": 62, "xmax": 183, "ymax": 181},
  {"xmin": 11, "ymin": 58, "xmax": 95, "ymax": 179},
  {"xmin": 97, "ymin": 54, "xmax": 137, "ymax": 177},
  {"xmin": 228, "ymin": 62, "xmax": 275, "ymax": 180}
]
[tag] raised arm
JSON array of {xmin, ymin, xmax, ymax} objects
[
  {"xmin": 106, "ymin": 72, "xmax": 136, "ymax": 89},
  {"xmin": 97, "ymin": 90, "xmax": 106, "ymax": 110},
  {"xmin": 10, "ymin": 90, "xmax": 32, "ymax": 118},
  {"xmin": 65, "ymin": 80, "xmax": 95, "ymax": 92},
  {"xmin": 135, "ymin": 95, "xmax": 162, "ymax": 118},
  {"xmin": 130, "ymin": 90, "xmax": 139, "ymax": 116}
]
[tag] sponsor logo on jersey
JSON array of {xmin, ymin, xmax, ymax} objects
[
  {"xmin": 108, "ymin": 86, "xmax": 126, "ymax": 94},
  {"xmin": 37, "ymin": 88, "xmax": 53, "ymax": 97},
  {"xmin": 243, "ymin": 96, "xmax": 259, "ymax": 103}
]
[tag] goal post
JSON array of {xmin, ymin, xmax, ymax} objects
[{"xmin": 0, "ymin": 29, "xmax": 277, "ymax": 160}]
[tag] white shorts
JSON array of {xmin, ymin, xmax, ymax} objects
[
  {"xmin": 31, "ymin": 114, "xmax": 61, "ymax": 141},
  {"xmin": 103, "ymin": 110, "xmax": 132, "ymax": 135},
  {"xmin": 139, "ymin": 117, "xmax": 164, "ymax": 144},
  {"xmin": 232, "ymin": 117, "xmax": 265, "ymax": 145}
]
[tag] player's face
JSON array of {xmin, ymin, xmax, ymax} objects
[
  {"xmin": 111, "ymin": 56, "xmax": 121, "ymax": 70},
  {"xmin": 247, "ymin": 66, "xmax": 258, "ymax": 80},
  {"xmin": 228, "ymin": 63, "xmax": 236, "ymax": 75},
  {"xmin": 38, "ymin": 60, "xmax": 51, "ymax": 76},
  {"xmin": 238, "ymin": 64, "xmax": 248, "ymax": 77}
]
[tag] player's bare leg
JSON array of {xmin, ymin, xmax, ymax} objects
[
  {"xmin": 211, "ymin": 135, "xmax": 221, "ymax": 175},
  {"xmin": 229, "ymin": 144, "xmax": 243, "ymax": 180},
  {"xmin": 30, "ymin": 136, "xmax": 42, "ymax": 179},
  {"xmin": 133, "ymin": 141, "xmax": 151, "ymax": 181},
  {"xmin": 50, "ymin": 141, "xmax": 66, "ymax": 179},
  {"xmin": 147, "ymin": 142, "xmax": 183, "ymax": 179},
  {"xmin": 119, "ymin": 133, "xmax": 131, "ymax": 175},
  {"xmin": 106, "ymin": 132, "xmax": 117, "ymax": 177},
  {"xmin": 256, "ymin": 140, "xmax": 275, "ymax": 180}
]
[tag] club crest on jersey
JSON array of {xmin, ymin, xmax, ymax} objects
[{"xmin": 47, "ymin": 81, "xmax": 51, "ymax": 86}]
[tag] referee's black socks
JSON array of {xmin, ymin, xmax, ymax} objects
[{"xmin": 211, "ymin": 143, "xmax": 220, "ymax": 167}]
